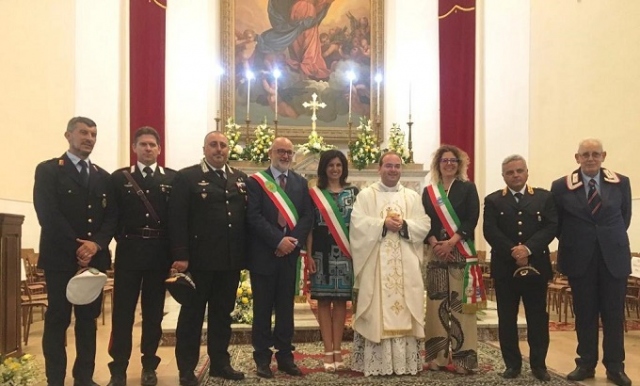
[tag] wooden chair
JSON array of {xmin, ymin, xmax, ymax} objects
[
  {"xmin": 547, "ymin": 274, "xmax": 570, "ymax": 322},
  {"xmin": 21, "ymin": 280, "xmax": 48, "ymax": 345}
]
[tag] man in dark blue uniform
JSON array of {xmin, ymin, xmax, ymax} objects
[
  {"xmin": 33, "ymin": 116, "xmax": 117, "ymax": 386},
  {"xmin": 551, "ymin": 138, "xmax": 632, "ymax": 386},
  {"xmin": 483, "ymin": 155, "xmax": 557, "ymax": 382},
  {"xmin": 107, "ymin": 127, "xmax": 176, "ymax": 386},
  {"xmin": 168, "ymin": 131, "xmax": 248, "ymax": 385}
]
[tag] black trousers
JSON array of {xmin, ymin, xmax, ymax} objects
[
  {"xmin": 568, "ymin": 246, "xmax": 627, "ymax": 372},
  {"xmin": 108, "ymin": 268, "xmax": 167, "ymax": 376},
  {"xmin": 250, "ymin": 261, "xmax": 297, "ymax": 366},
  {"xmin": 43, "ymin": 270, "xmax": 103, "ymax": 386},
  {"xmin": 494, "ymin": 274, "xmax": 549, "ymax": 370},
  {"xmin": 175, "ymin": 270, "xmax": 240, "ymax": 374}
]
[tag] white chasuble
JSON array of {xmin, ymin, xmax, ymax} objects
[{"xmin": 350, "ymin": 182, "xmax": 431, "ymax": 343}]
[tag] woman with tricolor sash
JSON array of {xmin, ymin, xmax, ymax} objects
[
  {"xmin": 422, "ymin": 145, "xmax": 483, "ymax": 374},
  {"xmin": 305, "ymin": 150, "xmax": 358, "ymax": 372}
]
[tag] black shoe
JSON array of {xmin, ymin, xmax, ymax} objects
[
  {"xmin": 106, "ymin": 375, "xmax": 126, "ymax": 386},
  {"xmin": 501, "ymin": 368, "xmax": 521, "ymax": 379},
  {"xmin": 277, "ymin": 362, "xmax": 303, "ymax": 376},
  {"xmin": 210, "ymin": 365, "xmax": 245, "ymax": 381},
  {"xmin": 140, "ymin": 369, "xmax": 157, "ymax": 386},
  {"xmin": 178, "ymin": 372, "xmax": 198, "ymax": 386},
  {"xmin": 256, "ymin": 364, "xmax": 274, "ymax": 379},
  {"xmin": 532, "ymin": 368, "xmax": 551, "ymax": 382},
  {"xmin": 606, "ymin": 371, "xmax": 632, "ymax": 386},
  {"xmin": 74, "ymin": 380, "xmax": 100, "ymax": 386},
  {"xmin": 567, "ymin": 366, "xmax": 595, "ymax": 381}
]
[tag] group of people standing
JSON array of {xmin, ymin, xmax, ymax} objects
[{"xmin": 33, "ymin": 116, "xmax": 632, "ymax": 386}]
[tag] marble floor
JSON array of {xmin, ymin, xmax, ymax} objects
[{"xmin": 21, "ymin": 295, "xmax": 640, "ymax": 386}]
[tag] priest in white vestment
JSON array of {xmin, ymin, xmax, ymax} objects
[{"xmin": 350, "ymin": 152, "xmax": 431, "ymax": 376}]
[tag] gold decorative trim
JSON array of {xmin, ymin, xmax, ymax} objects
[
  {"xmin": 438, "ymin": 5, "xmax": 475, "ymax": 20},
  {"xmin": 149, "ymin": 0, "xmax": 167, "ymax": 10}
]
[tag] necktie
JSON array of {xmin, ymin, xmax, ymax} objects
[
  {"xmin": 215, "ymin": 169, "xmax": 226, "ymax": 182},
  {"xmin": 277, "ymin": 174, "xmax": 287, "ymax": 228},
  {"xmin": 514, "ymin": 192, "xmax": 523, "ymax": 204},
  {"xmin": 78, "ymin": 160, "xmax": 89, "ymax": 188},
  {"xmin": 143, "ymin": 166, "xmax": 153, "ymax": 180},
  {"xmin": 587, "ymin": 178, "xmax": 601, "ymax": 215}
]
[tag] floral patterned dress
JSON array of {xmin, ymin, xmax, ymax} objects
[{"xmin": 309, "ymin": 186, "xmax": 358, "ymax": 300}]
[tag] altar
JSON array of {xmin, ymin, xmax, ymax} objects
[{"xmin": 228, "ymin": 153, "xmax": 429, "ymax": 193}]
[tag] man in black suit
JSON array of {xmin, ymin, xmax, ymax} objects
[
  {"xmin": 483, "ymin": 155, "xmax": 557, "ymax": 382},
  {"xmin": 168, "ymin": 131, "xmax": 248, "ymax": 385},
  {"xmin": 33, "ymin": 116, "xmax": 117, "ymax": 386},
  {"xmin": 551, "ymin": 138, "xmax": 632, "ymax": 386},
  {"xmin": 246, "ymin": 137, "xmax": 313, "ymax": 378},
  {"xmin": 107, "ymin": 127, "xmax": 176, "ymax": 386}
]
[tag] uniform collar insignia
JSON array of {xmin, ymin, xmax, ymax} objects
[
  {"xmin": 200, "ymin": 159, "xmax": 209, "ymax": 173},
  {"xmin": 130, "ymin": 165, "xmax": 136, "ymax": 173},
  {"xmin": 501, "ymin": 185, "xmax": 534, "ymax": 196},
  {"xmin": 158, "ymin": 166, "xmax": 165, "ymax": 175},
  {"xmin": 566, "ymin": 170, "xmax": 583, "ymax": 191},
  {"xmin": 58, "ymin": 159, "xmax": 65, "ymax": 166},
  {"xmin": 602, "ymin": 168, "xmax": 620, "ymax": 184}
]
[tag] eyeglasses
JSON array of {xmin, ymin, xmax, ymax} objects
[
  {"xmin": 440, "ymin": 158, "xmax": 460, "ymax": 164},
  {"xmin": 577, "ymin": 152, "xmax": 603, "ymax": 160},
  {"xmin": 275, "ymin": 149, "xmax": 294, "ymax": 156}
]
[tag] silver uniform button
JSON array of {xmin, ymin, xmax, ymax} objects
[
  {"xmin": 87, "ymin": 232, "xmax": 92, "ymax": 237},
  {"xmin": 146, "ymin": 213, "xmax": 150, "ymax": 217},
  {"xmin": 518, "ymin": 221, "xmax": 522, "ymax": 225},
  {"xmin": 228, "ymin": 224, "xmax": 232, "ymax": 228},
  {"xmin": 88, "ymin": 218, "xmax": 93, "ymax": 223},
  {"xmin": 518, "ymin": 231, "xmax": 522, "ymax": 235},
  {"xmin": 88, "ymin": 204, "xmax": 92, "ymax": 209}
]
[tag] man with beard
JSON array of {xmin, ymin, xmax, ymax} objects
[
  {"xmin": 246, "ymin": 137, "xmax": 313, "ymax": 378},
  {"xmin": 168, "ymin": 131, "xmax": 248, "ymax": 385}
]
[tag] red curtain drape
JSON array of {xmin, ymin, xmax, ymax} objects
[
  {"xmin": 439, "ymin": 1, "xmax": 475, "ymax": 180},
  {"xmin": 130, "ymin": 0, "xmax": 167, "ymax": 165}
]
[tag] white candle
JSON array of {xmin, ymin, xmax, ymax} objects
[
  {"xmin": 375, "ymin": 73, "xmax": 382, "ymax": 117},
  {"xmin": 246, "ymin": 70, "xmax": 254, "ymax": 121},
  {"xmin": 347, "ymin": 70, "xmax": 355, "ymax": 122},
  {"xmin": 408, "ymin": 82, "xmax": 412, "ymax": 120},
  {"xmin": 273, "ymin": 69, "xmax": 281, "ymax": 121}
]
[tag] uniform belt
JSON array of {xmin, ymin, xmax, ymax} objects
[{"xmin": 123, "ymin": 228, "xmax": 166, "ymax": 239}]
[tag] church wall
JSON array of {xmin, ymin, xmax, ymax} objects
[
  {"xmin": 0, "ymin": 0, "xmax": 76, "ymax": 202},
  {"xmin": 528, "ymin": 1, "xmax": 640, "ymax": 251}
]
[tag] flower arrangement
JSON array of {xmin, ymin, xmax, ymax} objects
[
  {"xmin": 386, "ymin": 123, "xmax": 412, "ymax": 163},
  {"xmin": 296, "ymin": 130, "xmax": 334, "ymax": 155},
  {"xmin": 348, "ymin": 117, "xmax": 381, "ymax": 170},
  {"xmin": 231, "ymin": 270, "xmax": 253, "ymax": 325},
  {"xmin": 1, "ymin": 354, "xmax": 40, "ymax": 386},
  {"xmin": 224, "ymin": 118, "xmax": 244, "ymax": 160},
  {"xmin": 245, "ymin": 119, "xmax": 275, "ymax": 164}
]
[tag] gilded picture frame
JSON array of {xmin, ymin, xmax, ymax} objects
[{"xmin": 220, "ymin": 0, "xmax": 384, "ymax": 143}]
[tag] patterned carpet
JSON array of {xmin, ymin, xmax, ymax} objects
[
  {"xmin": 549, "ymin": 319, "xmax": 640, "ymax": 332},
  {"xmin": 202, "ymin": 341, "xmax": 581, "ymax": 385}
]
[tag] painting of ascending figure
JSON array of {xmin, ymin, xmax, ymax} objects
[{"xmin": 222, "ymin": 0, "xmax": 383, "ymax": 140}]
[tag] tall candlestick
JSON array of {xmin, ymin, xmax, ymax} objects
[
  {"xmin": 375, "ymin": 73, "xmax": 382, "ymax": 117},
  {"xmin": 246, "ymin": 70, "xmax": 254, "ymax": 121},
  {"xmin": 273, "ymin": 69, "xmax": 281, "ymax": 122}
]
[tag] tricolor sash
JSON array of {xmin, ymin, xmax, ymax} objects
[
  {"xmin": 251, "ymin": 171, "xmax": 299, "ymax": 228},
  {"xmin": 309, "ymin": 187, "xmax": 351, "ymax": 258},
  {"xmin": 426, "ymin": 182, "xmax": 486, "ymax": 313}
]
